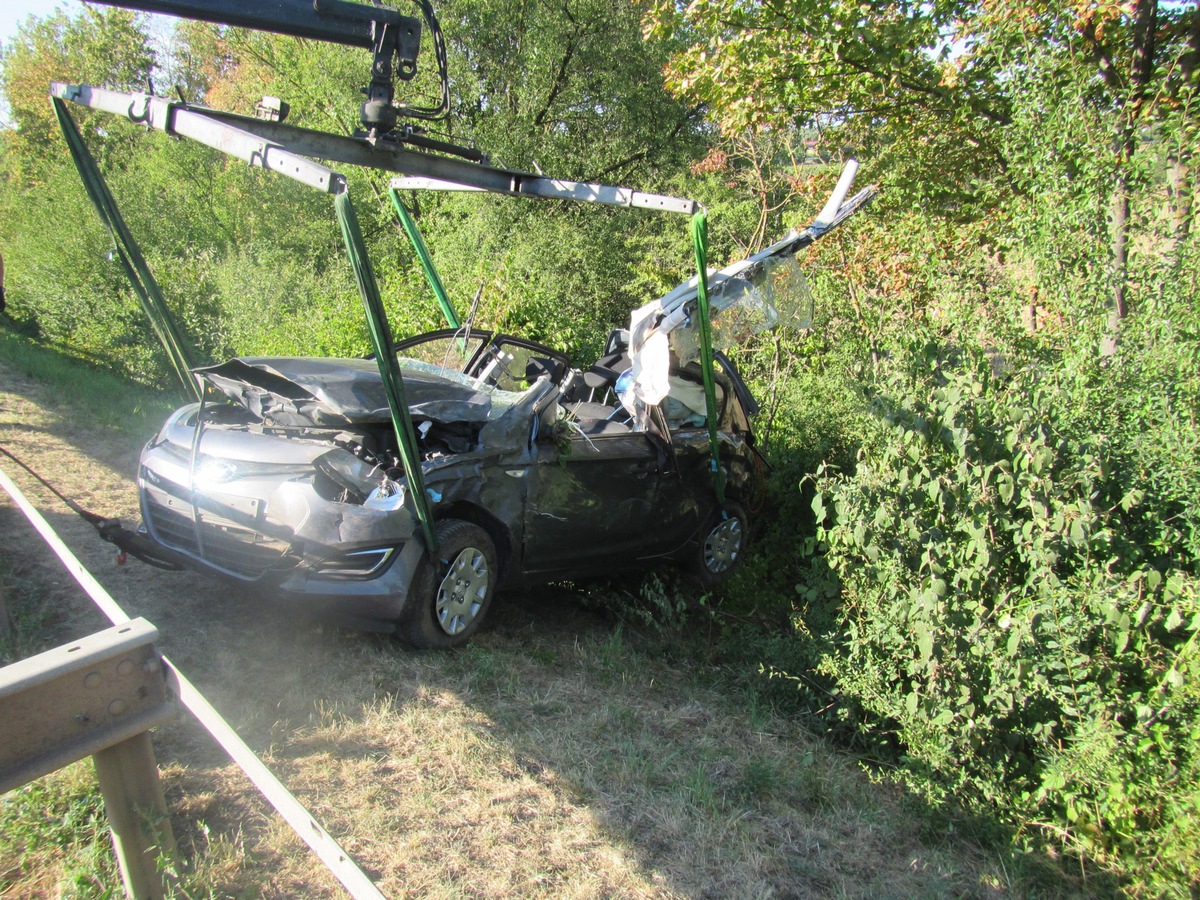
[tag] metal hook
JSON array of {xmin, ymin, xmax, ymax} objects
[{"xmin": 127, "ymin": 93, "xmax": 150, "ymax": 123}]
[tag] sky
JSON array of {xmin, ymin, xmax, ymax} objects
[{"xmin": 1, "ymin": 1, "xmax": 83, "ymax": 48}]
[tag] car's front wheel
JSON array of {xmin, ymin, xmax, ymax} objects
[
  {"xmin": 402, "ymin": 519, "xmax": 497, "ymax": 649},
  {"xmin": 693, "ymin": 502, "xmax": 747, "ymax": 589}
]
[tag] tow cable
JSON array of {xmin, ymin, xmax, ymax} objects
[{"xmin": 0, "ymin": 444, "xmax": 183, "ymax": 571}]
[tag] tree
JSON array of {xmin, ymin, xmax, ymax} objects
[
  {"xmin": 1, "ymin": 7, "xmax": 154, "ymax": 179},
  {"xmin": 646, "ymin": 0, "xmax": 1200, "ymax": 324},
  {"xmin": 443, "ymin": 0, "xmax": 706, "ymax": 181},
  {"xmin": 643, "ymin": 0, "xmax": 1010, "ymax": 206},
  {"xmin": 962, "ymin": 0, "xmax": 1199, "ymax": 330}
]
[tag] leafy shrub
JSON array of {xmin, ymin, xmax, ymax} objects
[
  {"xmin": 719, "ymin": 351, "xmax": 870, "ymax": 622},
  {"xmin": 811, "ymin": 333, "xmax": 1200, "ymax": 891}
]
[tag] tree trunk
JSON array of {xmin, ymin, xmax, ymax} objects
[
  {"xmin": 1167, "ymin": 5, "xmax": 1200, "ymax": 260},
  {"xmin": 1167, "ymin": 151, "xmax": 1193, "ymax": 261},
  {"xmin": 1111, "ymin": 176, "xmax": 1131, "ymax": 322},
  {"xmin": 1102, "ymin": 0, "xmax": 1158, "ymax": 354}
]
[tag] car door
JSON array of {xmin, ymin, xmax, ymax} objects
[
  {"xmin": 644, "ymin": 374, "xmax": 721, "ymax": 552},
  {"xmin": 522, "ymin": 427, "xmax": 663, "ymax": 575}
]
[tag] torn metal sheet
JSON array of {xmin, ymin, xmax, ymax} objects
[{"xmin": 625, "ymin": 161, "xmax": 876, "ymax": 423}]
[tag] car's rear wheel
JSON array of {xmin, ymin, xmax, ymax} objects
[
  {"xmin": 693, "ymin": 502, "xmax": 747, "ymax": 589},
  {"xmin": 402, "ymin": 519, "xmax": 497, "ymax": 648}
]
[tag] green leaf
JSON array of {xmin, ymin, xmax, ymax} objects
[
  {"xmin": 917, "ymin": 629, "xmax": 934, "ymax": 661},
  {"xmin": 998, "ymin": 475, "xmax": 1014, "ymax": 505},
  {"xmin": 1119, "ymin": 489, "xmax": 1144, "ymax": 512},
  {"xmin": 1069, "ymin": 518, "xmax": 1085, "ymax": 544},
  {"xmin": 1007, "ymin": 629, "xmax": 1021, "ymax": 656}
]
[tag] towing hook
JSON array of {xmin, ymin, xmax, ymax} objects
[
  {"xmin": 97, "ymin": 518, "xmax": 123, "ymax": 544},
  {"xmin": 127, "ymin": 93, "xmax": 151, "ymax": 124}
]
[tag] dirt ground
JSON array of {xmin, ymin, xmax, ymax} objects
[{"xmin": 1, "ymin": 355, "xmax": 1023, "ymax": 898}]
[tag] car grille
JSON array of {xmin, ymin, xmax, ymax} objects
[{"xmin": 146, "ymin": 500, "xmax": 289, "ymax": 578}]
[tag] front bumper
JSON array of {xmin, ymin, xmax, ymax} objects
[{"xmin": 138, "ymin": 444, "xmax": 425, "ymax": 627}]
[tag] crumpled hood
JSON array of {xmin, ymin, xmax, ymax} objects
[{"xmin": 197, "ymin": 357, "xmax": 493, "ymax": 426}]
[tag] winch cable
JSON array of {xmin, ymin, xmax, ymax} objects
[
  {"xmin": 0, "ymin": 443, "xmax": 183, "ymax": 570},
  {"xmin": 690, "ymin": 211, "xmax": 726, "ymax": 508},
  {"xmin": 53, "ymin": 98, "xmax": 201, "ymax": 403}
]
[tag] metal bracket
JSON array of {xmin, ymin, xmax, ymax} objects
[{"xmin": 0, "ymin": 617, "xmax": 175, "ymax": 794}]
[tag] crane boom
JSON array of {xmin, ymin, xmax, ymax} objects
[
  {"xmin": 86, "ymin": 0, "xmax": 418, "ymax": 51},
  {"xmin": 87, "ymin": 0, "xmax": 431, "ymax": 133}
]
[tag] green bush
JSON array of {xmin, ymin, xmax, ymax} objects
[
  {"xmin": 811, "ymin": 332, "xmax": 1200, "ymax": 891},
  {"xmin": 718, "ymin": 348, "xmax": 870, "ymax": 620}
]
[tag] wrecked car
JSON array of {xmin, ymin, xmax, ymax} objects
[
  {"xmin": 137, "ymin": 326, "xmax": 763, "ymax": 647},
  {"xmin": 52, "ymin": 71, "xmax": 872, "ymax": 649}
]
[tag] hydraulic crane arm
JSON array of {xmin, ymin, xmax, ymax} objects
[
  {"xmin": 87, "ymin": 0, "xmax": 439, "ymax": 133},
  {"xmin": 89, "ymin": 0, "xmax": 419, "ymax": 53},
  {"xmin": 51, "ymin": 82, "xmax": 701, "ymax": 213}
]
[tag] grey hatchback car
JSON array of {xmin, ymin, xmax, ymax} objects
[{"xmin": 137, "ymin": 327, "xmax": 761, "ymax": 646}]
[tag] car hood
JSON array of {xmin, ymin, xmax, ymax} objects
[{"xmin": 197, "ymin": 357, "xmax": 494, "ymax": 427}]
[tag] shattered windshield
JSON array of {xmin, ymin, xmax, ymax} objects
[
  {"xmin": 397, "ymin": 356, "xmax": 529, "ymax": 419},
  {"xmin": 397, "ymin": 356, "xmax": 481, "ymax": 389},
  {"xmin": 670, "ymin": 255, "xmax": 814, "ymax": 363}
]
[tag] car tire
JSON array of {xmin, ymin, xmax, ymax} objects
[
  {"xmin": 401, "ymin": 519, "xmax": 498, "ymax": 649},
  {"xmin": 693, "ymin": 502, "xmax": 747, "ymax": 590}
]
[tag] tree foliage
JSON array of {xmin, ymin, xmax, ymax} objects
[
  {"xmin": 648, "ymin": 0, "xmax": 1199, "ymax": 325},
  {"xmin": 1, "ymin": 7, "xmax": 154, "ymax": 178}
]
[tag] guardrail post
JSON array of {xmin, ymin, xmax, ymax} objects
[
  {"xmin": 0, "ymin": 617, "xmax": 177, "ymax": 899},
  {"xmin": 94, "ymin": 731, "xmax": 178, "ymax": 899}
]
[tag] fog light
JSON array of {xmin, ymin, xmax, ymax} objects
[{"xmin": 315, "ymin": 547, "xmax": 396, "ymax": 578}]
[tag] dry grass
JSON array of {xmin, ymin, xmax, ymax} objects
[{"xmin": 0, "ymin": 342, "xmax": 1060, "ymax": 898}]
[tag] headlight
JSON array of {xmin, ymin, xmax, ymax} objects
[
  {"xmin": 365, "ymin": 480, "xmax": 406, "ymax": 511},
  {"xmin": 197, "ymin": 457, "xmax": 239, "ymax": 485}
]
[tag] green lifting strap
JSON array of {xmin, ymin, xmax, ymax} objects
[
  {"xmin": 334, "ymin": 191, "xmax": 439, "ymax": 555},
  {"xmin": 387, "ymin": 188, "xmax": 461, "ymax": 329},
  {"xmin": 690, "ymin": 211, "xmax": 726, "ymax": 507},
  {"xmin": 52, "ymin": 98, "xmax": 201, "ymax": 403}
]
